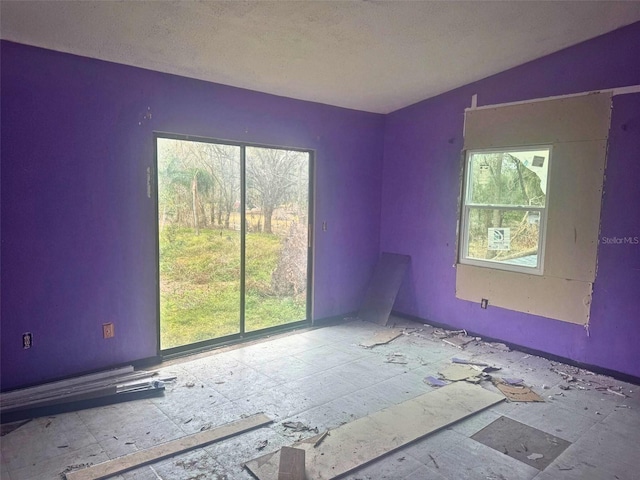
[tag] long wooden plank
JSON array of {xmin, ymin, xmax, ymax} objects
[
  {"xmin": 245, "ymin": 383, "xmax": 503, "ymax": 480},
  {"xmin": 278, "ymin": 447, "xmax": 306, "ymax": 480},
  {"xmin": 65, "ymin": 413, "xmax": 273, "ymax": 480}
]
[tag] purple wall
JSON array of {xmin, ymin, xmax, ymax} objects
[
  {"xmin": 2, "ymin": 22, "xmax": 639, "ymax": 391},
  {"xmin": 381, "ymin": 22, "xmax": 640, "ymax": 377},
  {"xmin": 1, "ymin": 41, "xmax": 385, "ymax": 390}
]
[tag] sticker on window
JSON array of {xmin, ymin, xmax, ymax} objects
[{"xmin": 488, "ymin": 228, "xmax": 511, "ymax": 251}]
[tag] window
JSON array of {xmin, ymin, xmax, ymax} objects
[{"xmin": 460, "ymin": 147, "xmax": 551, "ymax": 275}]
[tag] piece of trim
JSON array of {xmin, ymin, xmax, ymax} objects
[
  {"xmin": 65, "ymin": 413, "xmax": 273, "ymax": 480},
  {"xmin": 466, "ymin": 85, "xmax": 640, "ymax": 112}
]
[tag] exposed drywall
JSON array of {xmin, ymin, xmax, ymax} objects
[
  {"xmin": 0, "ymin": 41, "xmax": 385, "ymax": 390},
  {"xmin": 381, "ymin": 22, "xmax": 640, "ymax": 377},
  {"xmin": 457, "ymin": 93, "xmax": 611, "ymax": 324}
]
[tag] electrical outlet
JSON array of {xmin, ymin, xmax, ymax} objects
[
  {"xmin": 481, "ymin": 298, "xmax": 489, "ymax": 309},
  {"xmin": 23, "ymin": 332, "xmax": 33, "ymax": 349},
  {"xmin": 102, "ymin": 323, "xmax": 115, "ymax": 339}
]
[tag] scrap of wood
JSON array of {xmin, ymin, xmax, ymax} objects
[
  {"xmin": 438, "ymin": 364, "xmax": 481, "ymax": 382},
  {"xmin": 313, "ymin": 431, "xmax": 329, "ymax": 448},
  {"xmin": 359, "ymin": 329, "xmax": 403, "ymax": 348},
  {"xmin": 606, "ymin": 388, "xmax": 627, "ymax": 398},
  {"xmin": 244, "ymin": 382, "xmax": 504, "ymax": 480},
  {"xmin": 65, "ymin": 413, "xmax": 273, "ymax": 480},
  {"xmin": 451, "ymin": 358, "xmax": 489, "ymax": 367},
  {"xmin": 278, "ymin": 447, "xmax": 306, "ymax": 480},
  {"xmin": 442, "ymin": 336, "xmax": 473, "ymax": 349},
  {"xmin": 493, "ymin": 380, "xmax": 544, "ymax": 403}
]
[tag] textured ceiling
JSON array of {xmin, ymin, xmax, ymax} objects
[{"xmin": 2, "ymin": 1, "xmax": 640, "ymax": 113}]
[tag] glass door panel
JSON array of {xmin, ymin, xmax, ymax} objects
[
  {"xmin": 244, "ymin": 147, "xmax": 310, "ymax": 332},
  {"xmin": 157, "ymin": 138, "xmax": 241, "ymax": 349}
]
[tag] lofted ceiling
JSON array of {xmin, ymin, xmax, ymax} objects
[{"xmin": 2, "ymin": 1, "xmax": 640, "ymax": 114}]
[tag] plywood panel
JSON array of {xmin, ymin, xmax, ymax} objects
[
  {"xmin": 464, "ymin": 93, "xmax": 611, "ymax": 149},
  {"xmin": 544, "ymin": 140, "xmax": 607, "ymax": 281},
  {"xmin": 456, "ymin": 264, "xmax": 592, "ymax": 325},
  {"xmin": 358, "ymin": 253, "xmax": 410, "ymax": 325},
  {"xmin": 245, "ymin": 382, "xmax": 504, "ymax": 480}
]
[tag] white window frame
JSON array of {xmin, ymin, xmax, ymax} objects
[{"xmin": 459, "ymin": 145, "xmax": 552, "ymax": 276}]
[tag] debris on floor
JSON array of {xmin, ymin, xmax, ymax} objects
[
  {"xmin": 438, "ymin": 364, "xmax": 482, "ymax": 382},
  {"xmin": 501, "ymin": 378, "xmax": 525, "ymax": 386},
  {"xmin": 432, "ymin": 328, "xmax": 467, "ymax": 339},
  {"xmin": 527, "ymin": 453, "xmax": 544, "ymax": 460},
  {"xmin": 385, "ymin": 353, "xmax": 408, "ymax": 364},
  {"xmin": 424, "ymin": 376, "xmax": 448, "ymax": 387},
  {"xmin": 359, "ymin": 328, "xmax": 404, "ymax": 348},
  {"xmin": 442, "ymin": 335, "xmax": 474, "ymax": 350},
  {"xmin": 282, "ymin": 421, "xmax": 319, "ymax": 434},
  {"xmin": 257, "ymin": 439, "xmax": 269, "ymax": 451},
  {"xmin": 492, "ymin": 379, "xmax": 544, "ymax": 402},
  {"xmin": 451, "ymin": 357, "xmax": 489, "ymax": 367},
  {"xmin": 486, "ymin": 342, "xmax": 511, "ymax": 352}
]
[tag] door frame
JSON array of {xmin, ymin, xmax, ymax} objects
[{"xmin": 153, "ymin": 132, "xmax": 315, "ymax": 356}]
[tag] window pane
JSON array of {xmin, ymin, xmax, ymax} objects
[
  {"xmin": 466, "ymin": 207, "xmax": 541, "ymax": 268},
  {"xmin": 468, "ymin": 149, "xmax": 549, "ymax": 207}
]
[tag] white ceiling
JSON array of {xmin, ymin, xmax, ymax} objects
[{"xmin": 2, "ymin": 1, "xmax": 640, "ymax": 114}]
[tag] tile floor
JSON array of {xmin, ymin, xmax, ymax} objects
[{"xmin": 1, "ymin": 318, "xmax": 639, "ymax": 480}]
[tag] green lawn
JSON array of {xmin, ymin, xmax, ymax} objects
[{"xmin": 159, "ymin": 226, "xmax": 306, "ymax": 349}]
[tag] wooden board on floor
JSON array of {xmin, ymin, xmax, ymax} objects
[
  {"xmin": 358, "ymin": 253, "xmax": 410, "ymax": 326},
  {"xmin": 278, "ymin": 446, "xmax": 306, "ymax": 480},
  {"xmin": 244, "ymin": 382, "xmax": 503, "ymax": 480},
  {"xmin": 65, "ymin": 413, "xmax": 273, "ymax": 480}
]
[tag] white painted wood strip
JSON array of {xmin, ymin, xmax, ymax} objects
[
  {"xmin": 245, "ymin": 382, "xmax": 504, "ymax": 480},
  {"xmin": 65, "ymin": 413, "xmax": 273, "ymax": 480},
  {"xmin": 465, "ymin": 85, "xmax": 640, "ymax": 111}
]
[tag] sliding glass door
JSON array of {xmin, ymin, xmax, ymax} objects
[{"xmin": 156, "ymin": 135, "xmax": 311, "ymax": 352}]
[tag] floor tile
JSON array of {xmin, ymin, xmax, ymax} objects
[
  {"xmin": 8, "ymin": 442, "xmax": 107, "ymax": 480},
  {"xmin": 282, "ymin": 370, "xmax": 360, "ymax": 407},
  {"xmin": 423, "ymin": 434, "xmax": 539, "ymax": 480},
  {"xmin": 503, "ymin": 399, "xmax": 599, "ymax": 442},
  {"xmin": 342, "ymin": 452, "xmax": 426, "ymax": 479},
  {"xmin": 471, "ymin": 416, "xmax": 571, "ymax": 470}
]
